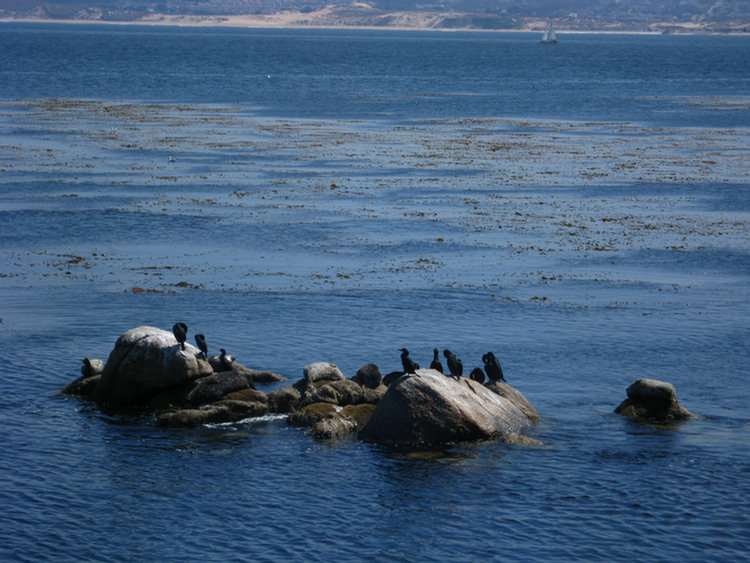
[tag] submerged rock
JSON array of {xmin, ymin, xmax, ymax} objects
[
  {"xmin": 157, "ymin": 399, "xmax": 268, "ymax": 428},
  {"xmin": 93, "ymin": 326, "xmax": 214, "ymax": 409},
  {"xmin": 359, "ymin": 369, "xmax": 538, "ymax": 446},
  {"xmin": 615, "ymin": 378, "xmax": 694, "ymax": 422},
  {"xmin": 62, "ymin": 373, "xmax": 102, "ymax": 397}
]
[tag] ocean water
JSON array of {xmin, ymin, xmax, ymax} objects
[{"xmin": 1, "ymin": 23, "xmax": 749, "ymax": 562}]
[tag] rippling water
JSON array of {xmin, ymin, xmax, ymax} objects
[{"xmin": 1, "ymin": 24, "xmax": 749, "ymax": 563}]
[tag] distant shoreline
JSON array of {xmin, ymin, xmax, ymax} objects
[{"xmin": 2, "ymin": 13, "xmax": 748, "ymax": 35}]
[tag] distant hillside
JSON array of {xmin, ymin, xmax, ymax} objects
[{"xmin": 1, "ymin": 0, "xmax": 748, "ymax": 33}]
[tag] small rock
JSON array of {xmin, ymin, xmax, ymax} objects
[
  {"xmin": 62, "ymin": 373, "xmax": 101, "ymax": 396},
  {"xmin": 81, "ymin": 358, "xmax": 104, "ymax": 377},
  {"xmin": 615, "ymin": 378, "xmax": 695, "ymax": 422}
]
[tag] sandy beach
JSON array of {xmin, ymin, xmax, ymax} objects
[{"xmin": 2, "ymin": 9, "xmax": 745, "ymax": 35}]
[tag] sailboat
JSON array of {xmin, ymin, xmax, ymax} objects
[{"xmin": 541, "ymin": 25, "xmax": 558, "ymax": 44}]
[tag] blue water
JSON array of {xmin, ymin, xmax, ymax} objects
[{"xmin": 1, "ymin": 23, "xmax": 749, "ymax": 563}]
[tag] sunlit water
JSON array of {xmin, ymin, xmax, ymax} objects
[{"xmin": 1, "ymin": 24, "xmax": 749, "ymax": 563}]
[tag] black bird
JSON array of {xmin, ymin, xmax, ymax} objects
[
  {"xmin": 399, "ymin": 348, "xmax": 420, "ymax": 374},
  {"xmin": 219, "ymin": 348, "xmax": 234, "ymax": 371},
  {"xmin": 194, "ymin": 334, "xmax": 208, "ymax": 359},
  {"xmin": 430, "ymin": 348, "xmax": 444, "ymax": 373},
  {"xmin": 172, "ymin": 322, "xmax": 187, "ymax": 350},
  {"xmin": 469, "ymin": 367, "xmax": 486, "ymax": 384},
  {"xmin": 443, "ymin": 349, "xmax": 463, "ymax": 378},
  {"xmin": 482, "ymin": 352, "xmax": 506, "ymax": 382}
]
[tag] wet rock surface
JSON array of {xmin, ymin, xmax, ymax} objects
[
  {"xmin": 360, "ymin": 369, "xmax": 538, "ymax": 446},
  {"xmin": 615, "ymin": 378, "xmax": 695, "ymax": 422}
]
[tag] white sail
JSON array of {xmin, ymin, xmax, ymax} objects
[{"xmin": 541, "ymin": 26, "xmax": 558, "ymax": 43}]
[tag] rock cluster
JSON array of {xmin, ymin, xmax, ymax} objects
[
  {"xmin": 64, "ymin": 326, "xmax": 543, "ymax": 445},
  {"xmin": 64, "ymin": 326, "xmax": 285, "ymax": 426}
]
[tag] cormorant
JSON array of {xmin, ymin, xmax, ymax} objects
[
  {"xmin": 443, "ymin": 349, "xmax": 463, "ymax": 378},
  {"xmin": 194, "ymin": 333, "xmax": 208, "ymax": 359},
  {"xmin": 430, "ymin": 348, "xmax": 444, "ymax": 373},
  {"xmin": 469, "ymin": 367, "xmax": 486, "ymax": 384},
  {"xmin": 482, "ymin": 352, "xmax": 506, "ymax": 382},
  {"xmin": 172, "ymin": 322, "xmax": 187, "ymax": 350},
  {"xmin": 219, "ymin": 348, "xmax": 234, "ymax": 371},
  {"xmin": 400, "ymin": 348, "xmax": 419, "ymax": 374}
]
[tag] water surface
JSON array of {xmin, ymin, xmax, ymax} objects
[{"xmin": 1, "ymin": 24, "xmax": 749, "ymax": 563}]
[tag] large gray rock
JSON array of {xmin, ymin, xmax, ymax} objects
[
  {"xmin": 359, "ymin": 369, "xmax": 538, "ymax": 446},
  {"xmin": 615, "ymin": 378, "xmax": 695, "ymax": 422},
  {"xmin": 94, "ymin": 326, "xmax": 213, "ymax": 409}
]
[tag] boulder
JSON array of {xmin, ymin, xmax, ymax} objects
[
  {"xmin": 287, "ymin": 402, "xmax": 339, "ymax": 427},
  {"xmin": 359, "ymin": 369, "xmax": 538, "ymax": 446},
  {"xmin": 301, "ymin": 378, "xmax": 363, "ymax": 407},
  {"xmin": 351, "ymin": 363, "xmax": 383, "ymax": 389},
  {"xmin": 94, "ymin": 326, "xmax": 214, "ymax": 409},
  {"xmin": 615, "ymin": 378, "xmax": 694, "ymax": 422},
  {"xmin": 341, "ymin": 403, "xmax": 377, "ymax": 427},
  {"xmin": 303, "ymin": 362, "xmax": 345, "ymax": 383},
  {"xmin": 225, "ymin": 388, "xmax": 269, "ymax": 404},
  {"xmin": 267, "ymin": 362, "xmax": 346, "ymax": 413},
  {"xmin": 360, "ymin": 384, "xmax": 389, "ymax": 405},
  {"xmin": 267, "ymin": 380, "xmax": 307, "ymax": 413},
  {"xmin": 186, "ymin": 371, "xmax": 256, "ymax": 406},
  {"xmin": 287, "ymin": 402, "xmax": 377, "ymax": 439}
]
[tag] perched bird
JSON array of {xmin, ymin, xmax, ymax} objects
[
  {"xmin": 482, "ymin": 352, "xmax": 506, "ymax": 382},
  {"xmin": 469, "ymin": 367, "xmax": 486, "ymax": 384},
  {"xmin": 443, "ymin": 349, "xmax": 463, "ymax": 378},
  {"xmin": 172, "ymin": 322, "xmax": 187, "ymax": 350},
  {"xmin": 430, "ymin": 348, "xmax": 444, "ymax": 373},
  {"xmin": 219, "ymin": 348, "xmax": 234, "ymax": 371},
  {"xmin": 194, "ymin": 334, "xmax": 208, "ymax": 359},
  {"xmin": 400, "ymin": 348, "xmax": 419, "ymax": 374}
]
